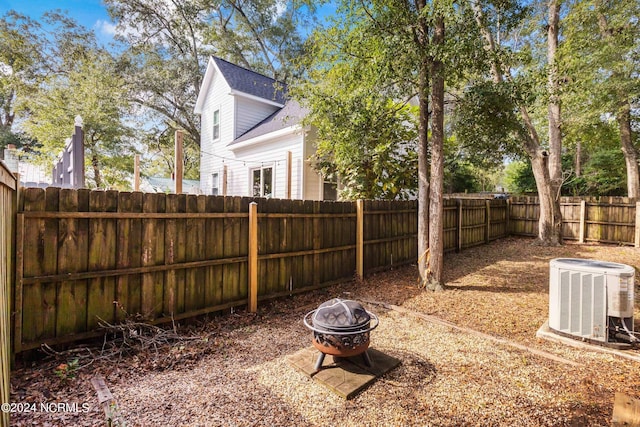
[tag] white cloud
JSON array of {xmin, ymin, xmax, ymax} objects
[{"xmin": 94, "ymin": 19, "xmax": 118, "ymax": 37}]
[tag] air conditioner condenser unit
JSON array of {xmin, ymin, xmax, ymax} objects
[{"xmin": 548, "ymin": 258, "xmax": 636, "ymax": 348}]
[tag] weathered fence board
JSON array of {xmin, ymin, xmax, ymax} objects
[{"xmin": 0, "ymin": 161, "xmax": 16, "ymax": 427}]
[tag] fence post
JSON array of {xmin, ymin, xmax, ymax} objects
[
  {"xmin": 174, "ymin": 130, "xmax": 183, "ymax": 194},
  {"xmin": 356, "ymin": 199, "xmax": 364, "ymax": 279},
  {"xmin": 248, "ymin": 202, "xmax": 258, "ymax": 313},
  {"xmin": 635, "ymin": 201, "xmax": 640, "ymax": 248},
  {"xmin": 485, "ymin": 199, "xmax": 491, "ymax": 243},
  {"xmin": 456, "ymin": 199, "xmax": 462, "ymax": 252},
  {"xmin": 286, "ymin": 151, "xmax": 292, "ymax": 199},
  {"xmin": 579, "ymin": 200, "xmax": 586, "ymax": 244},
  {"xmin": 134, "ymin": 154, "xmax": 140, "ymax": 191},
  {"xmin": 222, "ymin": 165, "xmax": 228, "ymax": 196},
  {"xmin": 506, "ymin": 198, "xmax": 511, "ymax": 235}
]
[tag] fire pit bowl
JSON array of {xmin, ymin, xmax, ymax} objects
[{"xmin": 303, "ymin": 298, "xmax": 379, "ymax": 371}]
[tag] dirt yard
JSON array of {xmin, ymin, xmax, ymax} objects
[{"xmin": 9, "ymin": 237, "xmax": 640, "ymax": 426}]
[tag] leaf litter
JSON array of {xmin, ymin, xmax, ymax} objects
[{"xmin": 9, "ymin": 236, "xmax": 640, "ymax": 426}]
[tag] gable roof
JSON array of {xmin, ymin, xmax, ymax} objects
[
  {"xmin": 194, "ymin": 56, "xmax": 287, "ymax": 113},
  {"xmin": 230, "ymin": 99, "xmax": 307, "ymax": 146},
  {"xmin": 212, "ymin": 57, "xmax": 288, "ymax": 105}
]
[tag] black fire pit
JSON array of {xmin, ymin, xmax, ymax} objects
[{"xmin": 303, "ymin": 298, "xmax": 379, "ymax": 371}]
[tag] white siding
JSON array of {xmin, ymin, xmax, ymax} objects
[
  {"xmin": 199, "ymin": 70, "xmax": 234, "ymax": 194},
  {"xmin": 197, "ymin": 63, "xmax": 324, "ymax": 199},
  {"xmin": 235, "ymin": 97, "xmax": 280, "ymax": 139},
  {"xmin": 229, "ymin": 133, "xmax": 305, "ymax": 199}
]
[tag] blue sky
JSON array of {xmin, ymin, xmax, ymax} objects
[
  {"xmin": 1, "ymin": 1, "xmax": 336, "ymax": 46},
  {"xmin": 0, "ymin": 0, "xmax": 116, "ymax": 45}
]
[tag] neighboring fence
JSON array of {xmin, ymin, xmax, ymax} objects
[
  {"xmin": 51, "ymin": 116, "xmax": 85, "ymax": 188},
  {"xmin": 510, "ymin": 196, "xmax": 640, "ymax": 246},
  {"xmin": 0, "ymin": 161, "xmax": 16, "ymax": 427}
]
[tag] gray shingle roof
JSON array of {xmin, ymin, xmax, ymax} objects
[
  {"xmin": 212, "ymin": 57, "xmax": 287, "ymax": 105},
  {"xmin": 230, "ymin": 100, "xmax": 307, "ymax": 145}
]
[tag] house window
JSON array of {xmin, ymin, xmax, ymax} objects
[
  {"xmin": 323, "ymin": 180, "xmax": 338, "ymax": 201},
  {"xmin": 211, "ymin": 172, "xmax": 219, "ymax": 196},
  {"xmin": 322, "ymin": 172, "xmax": 338, "ymax": 201},
  {"xmin": 251, "ymin": 166, "xmax": 273, "ymax": 197},
  {"xmin": 213, "ymin": 109, "xmax": 220, "ymax": 140}
]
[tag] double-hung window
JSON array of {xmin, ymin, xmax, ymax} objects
[
  {"xmin": 251, "ymin": 166, "xmax": 273, "ymax": 197},
  {"xmin": 213, "ymin": 109, "xmax": 220, "ymax": 140},
  {"xmin": 211, "ymin": 173, "xmax": 219, "ymax": 196}
]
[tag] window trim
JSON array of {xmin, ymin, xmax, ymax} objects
[
  {"xmin": 213, "ymin": 109, "xmax": 220, "ymax": 141},
  {"xmin": 211, "ymin": 172, "xmax": 219, "ymax": 196},
  {"xmin": 250, "ymin": 165, "xmax": 274, "ymax": 198}
]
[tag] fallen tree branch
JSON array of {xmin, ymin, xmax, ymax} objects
[{"xmin": 358, "ymin": 298, "xmax": 582, "ymax": 367}]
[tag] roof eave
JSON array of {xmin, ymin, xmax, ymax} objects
[
  {"xmin": 227, "ymin": 125, "xmax": 301, "ymax": 151},
  {"xmin": 229, "ymin": 89, "xmax": 285, "ymax": 108},
  {"xmin": 194, "ymin": 57, "xmax": 219, "ymax": 114}
]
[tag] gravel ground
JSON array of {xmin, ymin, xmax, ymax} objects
[{"xmin": 9, "ymin": 237, "xmax": 640, "ymax": 426}]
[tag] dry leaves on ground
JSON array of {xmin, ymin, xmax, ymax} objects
[{"xmin": 9, "ymin": 237, "xmax": 640, "ymax": 426}]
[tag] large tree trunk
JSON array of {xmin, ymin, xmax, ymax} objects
[
  {"xmin": 473, "ymin": 0, "xmax": 563, "ymax": 244},
  {"xmin": 618, "ymin": 100, "xmax": 640, "ymax": 199},
  {"xmin": 521, "ymin": 107, "xmax": 563, "ymax": 245},
  {"xmin": 426, "ymin": 14, "xmax": 445, "ymax": 290},
  {"xmin": 415, "ymin": 0, "xmax": 430, "ymax": 285},
  {"xmin": 547, "ymin": 0, "xmax": 563, "ymax": 199},
  {"xmin": 417, "ymin": 62, "xmax": 430, "ymax": 284}
]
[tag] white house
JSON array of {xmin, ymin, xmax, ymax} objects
[{"xmin": 194, "ymin": 56, "xmax": 337, "ymax": 200}]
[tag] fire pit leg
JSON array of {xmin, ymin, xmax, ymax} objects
[
  {"xmin": 314, "ymin": 352, "xmax": 326, "ymax": 371},
  {"xmin": 361, "ymin": 350, "xmax": 373, "ymax": 367}
]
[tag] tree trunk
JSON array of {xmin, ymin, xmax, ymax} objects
[
  {"xmin": 521, "ymin": 107, "xmax": 563, "ymax": 245},
  {"xmin": 547, "ymin": 0, "xmax": 563, "ymax": 199},
  {"xmin": 426, "ymin": 14, "xmax": 445, "ymax": 290},
  {"xmin": 415, "ymin": 0, "xmax": 430, "ymax": 284},
  {"xmin": 595, "ymin": 11, "xmax": 640, "ymax": 199},
  {"xmin": 618, "ymin": 100, "xmax": 640, "ymax": 199},
  {"xmin": 474, "ymin": 0, "xmax": 563, "ymax": 245},
  {"xmin": 92, "ymin": 153, "xmax": 102, "ymax": 189},
  {"xmin": 417, "ymin": 62, "xmax": 430, "ymax": 284}
]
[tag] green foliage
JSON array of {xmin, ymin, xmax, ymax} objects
[
  {"xmin": 106, "ymin": 0, "xmax": 312, "ymax": 147},
  {"xmin": 0, "ymin": 12, "xmax": 46, "ymax": 131},
  {"xmin": 54, "ymin": 358, "xmax": 79, "ymax": 381},
  {"xmin": 294, "ymin": 0, "xmax": 485, "ymax": 200},
  {"xmin": 23, "ymin": 49, "xmax": 136, "ymax": 189},
  {"xmin": 444, "ymin": 159, "xmax": 481, "ymax": 193},
  {"xmin": 142, "ymin": 128, "xmax": 200, "ymax": 180},
  {"xmin": 503, "ymin": 160, "xmax": 536, "ymax": 194},
  {"xmin": 566, "ymin": 149, "xmax": 627, "ymax": 197},
  {"xmin": 453, "ymin": 81, "xmax": 528, "ymax": 165}
]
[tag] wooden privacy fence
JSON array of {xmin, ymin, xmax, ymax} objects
[
  {"xmin": 13, "ymin": 188, "xmax": 512, "ymax": 352},
  {"xmin": 510, "ymin": 196, "xmax": 640, "ymax": 246},
  {"xmin": 0, "ymin": 161, "xmax": 16, "ymax": 427}
]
